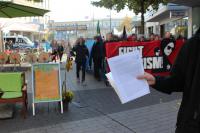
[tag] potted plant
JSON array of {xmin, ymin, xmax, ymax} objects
[{"xmin": 62, "ymin": 90, "xmax": 74, "ymax": 110}]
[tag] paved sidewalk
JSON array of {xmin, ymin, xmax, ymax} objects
[
  {"xmin": 12, "ymin": 100, "xmax": 180, "ymax": 133},
  {"xmin": 0, "ymin": 63, "xmax": 182, "ymax": 133}
]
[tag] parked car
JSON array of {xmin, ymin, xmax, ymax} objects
[{"xmin": 4, "ymin": 36, "xmax": 34, "ymax": 49}]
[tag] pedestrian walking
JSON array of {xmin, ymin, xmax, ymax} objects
[
  {"xmin": 57, "ymin": 43, "xmax": 64, "ymax": 63},
  {"xmin": 138, "ymin": 28, "xmax": 200, "ymax": 133},
  {"xmin": 71, "ymin": 37, "xmax": 89, "ymax": 85},
  {"xmin": 89, "ymin": 36, "xmax": 104, "ymax": 81}
]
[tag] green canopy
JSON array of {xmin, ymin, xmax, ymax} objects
[{"xmin": 0, "ymin": 1, "xmax": 49, "ymax": 18}]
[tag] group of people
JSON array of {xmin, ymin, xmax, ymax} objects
[
  {"xmin": 70, "ymin": 36, "xmax": 106, "ymax": 86},
  {"xmin": 112, "ymin": 32, "xmax": 185, "ymax": 43},
  {"xmin": 45, "ymin": 27, "xmax": 200, "ymax": 133},
  {"xmin": 70, "ymin": 31, "xmax": 186, "ymax": 86},
  {"xmin": 50, "ymin": 40, "xmax": 65, "ymax": 63},
  {"xmin": 70, "ymin": 29, "xmax": 200, "ymax": 132}
]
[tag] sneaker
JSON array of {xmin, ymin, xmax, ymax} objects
[{"xmin": 105, "ymin": 80, "xmax": 110, "ymax": 86}]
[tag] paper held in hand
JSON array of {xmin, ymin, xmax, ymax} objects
[{"xmin": 106, "ymin": 51, "xmax": 150, "ymax": 104}]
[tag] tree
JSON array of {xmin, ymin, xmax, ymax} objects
[
  {"xmin": 92, "ymin": 0, "xmax": 168, "ymax": 34},
  {"xmin": 119, "ymin": 16, "xmax": 132, "ymax": 32}
]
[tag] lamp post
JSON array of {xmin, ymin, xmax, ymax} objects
[
  {"xmin": 92, "ymin": 4, "xmax": 95, "ymax": 35},
  {"xmin": 75, "ymin": 23, "xmax": 78, "ymax": 38},
  {"xmin": 66, "ymin": 31, "xmax": 70, "ymax": 43},
  {"xmin": 110, "ymin": 9, "xmax": 112, "ymax": 33}
]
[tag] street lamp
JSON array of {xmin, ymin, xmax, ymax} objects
[
  {"xmin": 75, "ymin": 23, "xmax": 78, "ymax": 37},
  {"xmin": 66, "ymin": 31, "xmax": 70, "ymax": 43},
  {"xmin": 110, "ymin": 9, "xmax": 112, "ymax": 33}
]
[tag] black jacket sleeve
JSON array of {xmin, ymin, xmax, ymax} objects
[
  {"xmin": 152, "ymin": 43, "xmax": 188, "ymax": 94},
  {"xmin": 89, "ymin": 43, "xmax": 95, "ymax": 66},
  {"xmin": 85, "ymin": 45, "xmax": 89, "ymax": 58},
  {"xmin": 70, "ymin": 46, "xmax": 77, "ymax": 56}
]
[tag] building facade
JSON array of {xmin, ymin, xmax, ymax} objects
[
  {"xmin": 145, "ymin": 3, "xmax": 189, "ymax": 38},
  {"xmin": 169, "ymin": 0, "xmax": 200, "ymax": 38},
  {"xmin": 1, "ymin": 0, "xmax": 49, "ymax": 41},
  {"xmin": 49, "ymin": 19, "xmax": 121, "ymax": 41},
  {"xmin": 48, "ymin": 18, "xmax": 142, "ymax": 42}
]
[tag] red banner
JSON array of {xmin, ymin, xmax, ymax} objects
[{"xmin": 106, "ymin": 40, "xmax": 185, "ymax": 76}]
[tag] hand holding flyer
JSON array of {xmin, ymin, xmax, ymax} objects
[{"xmin": 107, "ymin": 51, "xmax": 150, "ymax": 104}]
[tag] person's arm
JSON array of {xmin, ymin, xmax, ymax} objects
[
  {"xmin": 89, "ymin": 43, "xmax": 95, "ymax": 67},
  {"xmin": 61, "ymin": 46, "xmax": 64, "ymax": 53},
  {"xmin": 103, "ymin": 42, "xmax": 107, "ymax": 58},
  {"xmin": 138, "ymin": 43, "xmax": 188, "ymax": 94},
  {"xmin": 85, "ymin": 47, "xmax": 89, "ymax": 58}
]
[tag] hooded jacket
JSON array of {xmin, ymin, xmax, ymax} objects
[{"xmin": 153, "ymin": 29, "xmax": 200, "ymax": 133}]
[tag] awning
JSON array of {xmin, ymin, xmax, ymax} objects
[
  {"xmin": 146, "ymin": 4, "xmax": 188, "ymax": 22},
  {"xmin": 2, "ymin": 22, "xmax": 40, "ymax": 32},
  {"xmin": 0, "ymin": 0, "xmax": 50, "ymax": 51},
  {"xmin": 146, "ymin": 8, "xmax": 169, "ymax": 22},
  {"xmin": 169, "ymin": 0, "xmax": 200, "ymax": 7},
  {"xmin": 0, "ymin": 1, "xmax": 49, "ymax": 18}
]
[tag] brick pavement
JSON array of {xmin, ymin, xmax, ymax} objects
[
  {"xmin": 0, "ymin": 63, "xmax": 182, "ymax": 133},
  {"xmin": 11, "ymin": 100, "xmax": 180, "ymax": 133}
]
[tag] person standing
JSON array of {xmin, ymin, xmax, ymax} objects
[
  {"xmin": 57, "ymin": 43, "xmax": 64, "ymax": 63},
  {"xmin": 71, "ymin": 37, "xmax": 89, "ymax": 85},
  {"xmin": 149, "ymin": 33, "xmax": 155, "ymax": 41},
  {"xmin": 5, "ymin": 41, "xmax": 10, "ymax": 50},
  {"xmin": 139, "ymin": 35, "xmax": 145, "ymax": 42},
  {"xmin": 51, "ymin": 40, "xmax": 58, "ymax": 62},
  {"xmin": 138, "ymin": 28, "xmax": 200, "ymax": 133},
  {"xmin": 90, "ymin": 36, "xmax": 104, "ymax": 81},
  {"xmin": 154, "ymin": 34, "xmax": 161, "ymax": 41}
]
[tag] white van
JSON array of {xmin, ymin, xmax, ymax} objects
[{"xmin": 4, "ymin": 36, "xmax": 34, "ymax": 49}]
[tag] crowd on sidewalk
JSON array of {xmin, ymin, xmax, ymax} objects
[{"xmin": 69, "ymin": 31, "xmax": 186, "ymax": 87}]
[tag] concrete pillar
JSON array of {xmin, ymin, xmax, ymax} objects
[
  {"xmin": 0, "ymin": 31, "xmax": 4, "ymax": 52},
  {"xmin": 192, "ymin": 7, "xmax": 200, "ymax": 34},
  {"xmin": 31, "ymin": 33, "xmax": 34, "ymax": 41},
  {"xmin": 188, "ymin": 7, "xmax": 200, "ymax": 38},
  {"xmin": 20, "ymin": 31, "xmax": 23, "ymax": 36},
  {"xmin": 188, "ymin": 8, "xmax": 193, "ymax": 38}
]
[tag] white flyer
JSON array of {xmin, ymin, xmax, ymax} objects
[{"xmin": 107, "ymin": 51, "xmax": 150, "ymax": 104}]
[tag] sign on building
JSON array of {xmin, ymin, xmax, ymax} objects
[{"xmin": 170, "ymin": 10, "xmax": 186, "ymax": 18}]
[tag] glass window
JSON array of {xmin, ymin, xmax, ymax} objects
[{"xmin": 18, "ymin": 38, "xmax": 25, "ymax": 44}]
